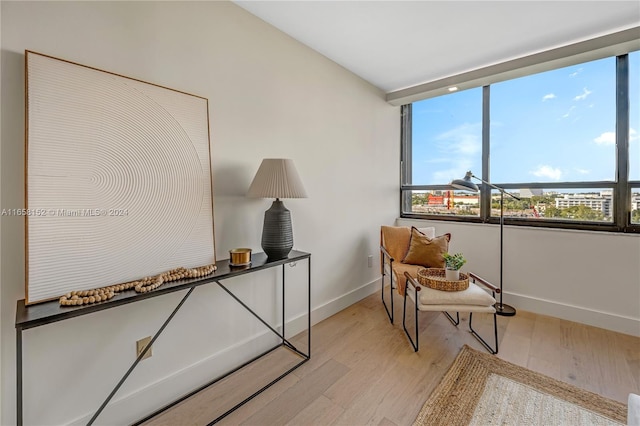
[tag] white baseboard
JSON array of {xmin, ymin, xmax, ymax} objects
[
  {"xmin": 254, "ymin": 277, "xmax": 381, "ymax": 345},
  {"xmin": 312, "ymin": 277, "xmax": 380, "ymax": 327},
  {"xmin": 505, "ymin": 292, "xmax": 640, "ymax": 337},
  {"xmin": 68, "ymin": 277, "xmax": 382, "ymax": 425}
]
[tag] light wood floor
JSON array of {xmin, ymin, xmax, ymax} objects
[{"xmin": 145, "ymin": 291, "xmax": 640, "ymax": 425}]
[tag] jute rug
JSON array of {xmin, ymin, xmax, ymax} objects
[{"xmin": 414, "ymin": 345, "xmax": 627, "ymax": 425}]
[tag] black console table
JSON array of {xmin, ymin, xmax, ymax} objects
[{"xmin": 15, "ymin": 250, "xmax": 311, "ymax": 425}]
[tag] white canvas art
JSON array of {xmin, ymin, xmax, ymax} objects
[{"xmin": 25, "ymin": 51, "xmax": 216, "ymax": 304}]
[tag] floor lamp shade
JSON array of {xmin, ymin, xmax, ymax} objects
[
  {"xmin": 451, "ymin": 171, "xmax": 480, "ymax": 192},
  {"xmin": 248, "ymin": 159, "xmax": 307, "ymax": 259}
]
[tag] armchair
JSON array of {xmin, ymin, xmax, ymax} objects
[{"xmin": 379, "ymin": 225, "xmax": 500, "ymax": 354}]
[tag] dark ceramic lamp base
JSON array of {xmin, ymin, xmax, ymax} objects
[{"xmin": 261, "ymin": 199, "xmax": 293, "ymax": 260}]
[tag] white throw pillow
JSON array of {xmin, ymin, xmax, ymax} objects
[{"xmin": 418, "ymin": 227, "xmax": 436, "ymax": 239}]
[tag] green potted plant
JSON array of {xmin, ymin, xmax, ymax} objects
[{"xmin": 442, "ymin": 252, "xmax": 466, "ymax": 280}]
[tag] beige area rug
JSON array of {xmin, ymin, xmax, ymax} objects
[{"xmin": 414, "ymin": 345, "xmax": 627, "ymax": 426}]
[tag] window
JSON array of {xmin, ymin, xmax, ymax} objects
[
  {"xmin": 405, "ymin": 190, "xmax": 480, "ymax": 217},
  {"xmin": 629, "ymin": 51, "xmax": 639, "ymax": 229},
  {"xmin": 631, "ymin": 187, "xmax": 640, "ymax": 225},
  {"xmin": 630, "ymin": 51, "xmax": 639, "ymax": 181},
  {"xmin": 401, "ymin": 51, "xmax": 638, "ymax": 232},
  {"xmin": 505, "ymin": 188, "xmax": 614, "ymax": 223},
  {"xmin": 491, "ymin": 58, "xmax": 616, "ymax": 183},
  {"xmin": 402, "ymin": 88, "xmax": 482, "ymax": 217},
  {"xmin": 410, "ymin": 88, "xmax": 482, "ymax": 185}
]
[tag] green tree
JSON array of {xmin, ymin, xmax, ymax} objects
[
  {"xmin": 544, "ymin": 206, "xmax": 562, "ymax": 218},
  {"xmin": 544, "ymin": 204, "xmax": 605, "ymax": 221},
  {"xmin": 412, "ymin": 193, "xmax": 427, "ymax": 206},
  {"xmin": 532, "ymin": 195, "xmax": 557, "ymax": 205},
  {"xmin": 492, "ymin": 198, "xmax": 530, "ymax": 210},
  {"xmin": 632, "ymin": 209, "xmax": 640, "ymax": 224},
  {"xmin": 560, "ymin": 205, "xmax": 605, "ymax": 221}
]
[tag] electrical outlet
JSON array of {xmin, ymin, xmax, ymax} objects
[
  {"xmin": 368, "ymin": 255, "xmax": 373, "ymax": 268},
  {"xmin": 136, "ymin": 336, "xmax": 152, "ymax": 360}
]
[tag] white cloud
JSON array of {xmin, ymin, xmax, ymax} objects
[
  {"xmin": 594, "ymin": 129, "xmax": 639, "ymax": 145},
  {"xmin": 542, "ymin": 93, "xmax": 556, "ymax": 101},
  {"xmin": 424, "ymin": 157, "xmax": 450, "ymax": 164},
  {"xmin": 531, "ymin": 165, "xmax": 562, "ymax": 181},
  {"xmin": 562, "ymin": 106, "xmax": 576, "ymax": 118},
  {"xmin": 594, "ymin": 131, "xmax": 615, "ymax": 145},
  {"xmin": 574, "ymin": 87, "xmax": 592, "ymax": 101},
  {"xmin": 433, "ymin": 160, "xmax": 474, "ymax": 184},
  {"xmin": 435, "ymin": 123, "xmax": 482, "ymax": 156},
  {"xmin": 569, "ymin": 68, "xmax": 583, "ymax": 78},
  {"xmin": 431, "ymin": 123, "xmax": 481, "ymax": 183},
  {"xmin": 575, "ymin": 168, "xmax": 591, "ymax": 175}
]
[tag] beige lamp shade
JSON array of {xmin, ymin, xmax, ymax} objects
[{"xmin": 247, "ymin": 158, "xmax": 308, "ymax": 199}]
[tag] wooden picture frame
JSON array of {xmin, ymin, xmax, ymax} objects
[{"xmin": 25, "ymin": 51, "xmax": 216, "ymax": 304}]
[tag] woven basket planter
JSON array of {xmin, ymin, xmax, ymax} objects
[{"xmin": 417, "ymin": 268, "xmax": 469, "ymax": 292}]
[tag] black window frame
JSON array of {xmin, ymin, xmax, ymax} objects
[{"xmin": 401, "ymin": 53, "xmax": 639, "ymax": 234}]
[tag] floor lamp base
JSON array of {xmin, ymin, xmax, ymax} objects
[{"xmin": 495, "ymin": 303, "xmax": 516, "ymax": 317}]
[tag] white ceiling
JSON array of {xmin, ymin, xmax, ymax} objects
[{"xmin": 234, "ymin": 1, "xmax": 640, "ymax": 93}]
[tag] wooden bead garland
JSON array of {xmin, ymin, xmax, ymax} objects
[{"xmin": 59, "ymin": 263, "xmax": 217, "ymax": 307}]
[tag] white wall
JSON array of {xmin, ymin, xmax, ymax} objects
[
  {"xmin": 397, "ymin": 218, "xmax": 640, "ymax": 336},
  {"xmin": 0, "ymin": 2, "xmax": 3, "ymax": 421},
  {"xmin": 0, "ymin": 2, "xmax": 399, "ymax": 424}
]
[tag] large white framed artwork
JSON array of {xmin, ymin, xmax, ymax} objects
[{"xmin": 25, "ymin": 51, "xmax": 216, "ymax": 305}]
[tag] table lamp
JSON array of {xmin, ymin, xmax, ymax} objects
[{"xmin": 247, "ymin": 158, "xmax": 307, "ymax": 259}]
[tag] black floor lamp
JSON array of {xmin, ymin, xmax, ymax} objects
[{"xmin": 451, "ymin": 171, "xmax": 518, "ymax": 316}]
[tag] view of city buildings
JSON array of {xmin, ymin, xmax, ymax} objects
[{"xmin": 410, "ymin": 189, "xmax": 640, "ymax": 224}]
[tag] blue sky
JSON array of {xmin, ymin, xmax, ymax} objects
[{"xmin": 412, "ymin": 51, "xmax": 639, "ymax": 186}]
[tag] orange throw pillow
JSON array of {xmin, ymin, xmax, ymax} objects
[{"xmin": 401, "ymin": 227, "xmax": 451, "ymax": 268}]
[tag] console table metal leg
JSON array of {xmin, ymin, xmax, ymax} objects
[
  {"xmin": 308, "ymin": 258, "xmax": 311, "ymax": 355},
  {"xmin": 201, "ymin": 260, "xmax": 311, "ymax": 424},
  {"xmin": 87, "ymin": 287, "xmax": 196, "ymax": 425},
  {"xmin": 16, "ymin": 328, "xmax": 23, "ymax": 426},
  {"xmin": 215, "ymin": 281, "xmax": 292, "ymax": 345},
  {"xmin": 206, "ymin": 357, "xmax": 307, "ymax": 426}
]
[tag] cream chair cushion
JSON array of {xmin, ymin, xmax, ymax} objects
[{"xmin": 406, "ymin": 282, "xmax": 496, "ymax": 313}]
